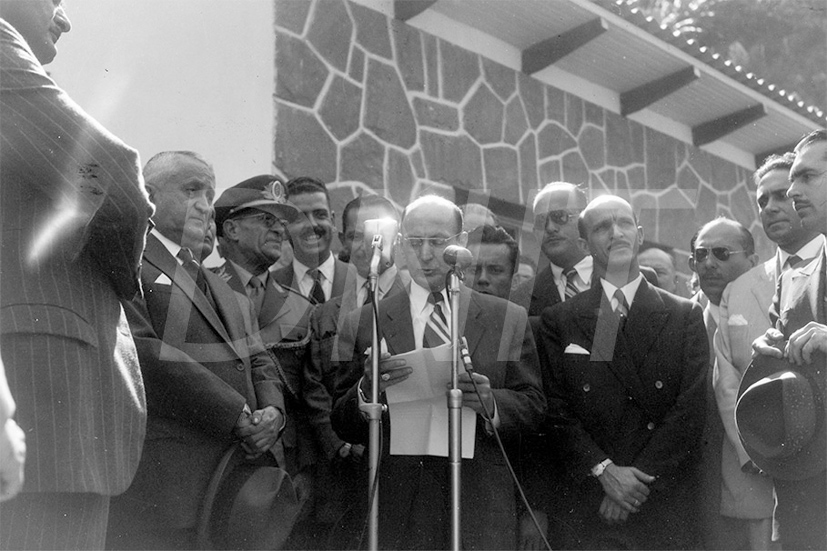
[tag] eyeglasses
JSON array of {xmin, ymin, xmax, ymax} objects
[
  {"xmin": 691, "ymin": 247, "xmax": 747, "ymax": 263},
  {"xmin": 402, "ymin": 232, "xmax": 461, "ymax": 250},
  {"xmin": 235, "ymin": 213, "xmax": 285, "ymax": 231},
  {"xmin": 535, "ymin": 209, "xmax": 579, "ymax": 228}
]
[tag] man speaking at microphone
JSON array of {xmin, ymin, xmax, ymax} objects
[{"xmin": 332, "ymin": 195, "xmax": 545, "ymax": 550}]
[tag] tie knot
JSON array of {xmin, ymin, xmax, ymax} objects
[
  {"xmin": 787, "ymin": 255, "xmax": 803, "ymax": 269},
  {"xmin": 248, "ymin": 276, "xmax": 264, "ymax": 290},
  {"xmin": 309, "ymin": 268, "xmax": 322, "ymax": 282},
  {"xmin": 428, "ymin": 291, "xmax": 444, "ymax": 305},
  {"xmin": 563, "ymin": 267, "xmax": 577, "ymax": 279},
  {"xmin": 177, "ymin": 247, "xmax": 196, "ymax": 265}
]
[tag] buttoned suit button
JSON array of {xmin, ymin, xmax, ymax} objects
[
  {"xmin": 582, "ymin": 383, "xmax": 590, "ymax": 392},
  {"xmin": 655, "ymin": 380, "xmax": 663, "ymax": 389},
  {"xmin": 647, "ymin": 422, "xmax": 655, "ymax": 430},
  {"xmin": 236, "ymin": 362, "xmax": 245, "ymax": 371}
]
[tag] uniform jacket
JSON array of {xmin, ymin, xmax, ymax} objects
[
  {"xmin": 0, "ymin": 19, "xmax": 152, "ymax": 494},
  {"xmin": 540, "ymin": 280, "xmax": 707, "ymax": 549},
  {"xmin": 332, "ymin": 286, "xmax": 545, "ymax": 550},
  {"xmin": 116, "ymin": 235, "xmax": 284, "ymax": 529}
]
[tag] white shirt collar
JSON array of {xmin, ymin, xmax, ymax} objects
[
  {"xmin": 409, "ymin": 280, "xmax": 449, "ymax": 318},
  {"xmin": 228, "ymin": 260, "xmax": 267, "ymax": 288},
  {"xmin": 293, "ymin": 253, "xmax": 335, "ymax": 283},
  {"xmin": 600, "ymin": 274, "xmax": 644, "ymax": 309},
  {"xmin": 777, "ymin": 234, "xmax": 826, "ymax": 268},
  {"xmin": 550, "ymin": 255, "xmax": 593, "ymax": 287},
  {"xmin": 151, "ymin": 229, "xmax": 185, "ymax": 263},
  {"xmin": 355, "ymin": 265, "xmax": 399, "ymax": 301}
]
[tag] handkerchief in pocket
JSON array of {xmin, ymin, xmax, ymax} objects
[
  {"xmin": 564, "ymin": 343, "xmax": 590, "ymax": 355},
  {"xmin": 154, "ymin": 273, "xmax": 172, "ymax": 285}
]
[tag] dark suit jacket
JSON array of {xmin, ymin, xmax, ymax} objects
[
  {"xmin": 0, "ymin": 19, "xmax": 152, "ymax": 495},
  {"xmin": 271, "ymin": 256, "xmax": 352, "ymax": 304},
  {"xmin": 213, "ymin": 261, "xmax": 333, "ymax": 473},
  {"xmin": 540, "ymin": 280, "xmax": 707, "ymax": 549},
  {"xmin": 113, "ymin": 235, "xmax": 285, "ymax": 532},
  {"xmin": 332, "ymin": 286, "xmax": 545, "ymax": 550}
]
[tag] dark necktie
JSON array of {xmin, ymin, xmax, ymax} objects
[
  {"xmin": 309, "ymin": 268, "xmax": 326, "ymax": 305},
  {"xmin": 423, "ymin": 291, "xmax": 451, "ymax": 348},
  {"xmin": 613, "ymin": 288, "xmax": 628, "ymax": 329},
  {"xmin": 563, "ymin": 267, "xmax": 579, "ymax": 300},
  {"xmin": 247, "ymin": 276, "xmax": 265, "ymax": 315},
  {"xmin": 786, "ymin": 255, "xmax": 803, "ymax": 270},
  {"xmin": 177, "ymin": 248, "xmax": 207, "ymax": 295}
]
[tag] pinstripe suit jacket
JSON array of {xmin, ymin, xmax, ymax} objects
[
  {"xmin": 0, "ymin": 19, "xmax": 152, "ymax": 494},
  {"xmin": 115, "ymin": 235, "xmax": 285, "ymax": 529}
]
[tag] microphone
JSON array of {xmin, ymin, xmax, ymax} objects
[
  {"xmin": 363, "ymin": 218, "xmax": 398, "ymax": 274},
  {"xmin": 443, "ymin": 245, "xmax": 473, "ymax": 271},
  {"xmin": 460, "ymin": 336, "xmax": 474, "ymax": 373}
]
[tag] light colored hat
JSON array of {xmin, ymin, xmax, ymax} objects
[{"xmin": 214, "ymin": 175, "xmax": 298, "ymax": 231}]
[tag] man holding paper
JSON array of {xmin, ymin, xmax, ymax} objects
[{"xmin": 332, "ymin": 195, "xmax": 545, "ymax": 550}]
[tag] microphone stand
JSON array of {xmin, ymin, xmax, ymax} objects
[
  {"xmin": 360, "ymin": 235, "xmax": 384, "ymax": 551},
  {"xmin": 446, "ymin": 267, "xmax": 463, "ymax": 551}
]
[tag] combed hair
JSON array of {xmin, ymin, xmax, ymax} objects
[
  {"xmin": 532, "ymin": 181, "xmax": 588, "ymax": 213},
  {"xmin": 753, "ymin": 152, "xmax": 794, "ymax": 187},
  {"xmin": 284, "ymin": 176, "xmax": 331, "ymax": 204},
  {"xmin": 467, "ymin": 224, "xmax": 519, "ymax": 276},
  {"xmin": 690, "ymin": 216, "xmax": 754, "ymax": 256},
  {"xmin": 794, "ymin": 128, "xmax": 827, "ymax": 154},
  {"xmin": 143, "ymin": 151, "xmax": 214, "ymax": 187},
  {"xmin": 341, "ymin": 194, "xmax": 399, "ymax": 232}
]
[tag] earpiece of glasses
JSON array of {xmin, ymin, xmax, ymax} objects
[
  {"xmin": 692, "ymin": 247, "xmax": 747, "ymax": 262},
  {"xmin": 402, "ymin": 233, "xmax": 461, "ymax": 249}
]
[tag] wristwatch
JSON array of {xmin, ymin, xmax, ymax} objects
[{"xmin": 591, "ymin": 458, "xmax": 613, "ymax": 478}]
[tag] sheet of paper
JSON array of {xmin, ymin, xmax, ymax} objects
[{"xmin": 385, "ymin": 345, "xmax": 476, "ymax": 458}]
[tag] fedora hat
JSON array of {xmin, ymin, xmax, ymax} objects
[
  {"xmin": 214, "ymin": 175, "xmax": 299, "ymax": 232},
  {"xmin": 197, "ymin": 443, "xmax": 301, "ymax": 550},
  {"xmin": 736, "ymin": 352, "xmax": 826, "ymax": 480}
]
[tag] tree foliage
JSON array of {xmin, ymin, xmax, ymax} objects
[{"xmin": 623, "ymin": 0, "xmax": 826, "ymax": 114}]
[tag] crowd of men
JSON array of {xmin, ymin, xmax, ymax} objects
[{"xmin": 1, "ymin": 2, "xmax": 826, "ymax": 551}]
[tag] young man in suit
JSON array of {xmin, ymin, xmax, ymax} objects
[
  {"xmin": 466, "ymin": 224, "xmax": 520, "ymax": 301},
  {"xmin": 106, "ymin": 152, "xmax": 286, "ymax": 550},
  {"xmin": 714, "ymin": 153, "xmax": 823, "ymax": 550},
  {"xmin": 751, "ymin": 128, "xmax": 827, "ymax": 551},
  {"xmin": 0, "ymin": 1, "xmax": 153, "ymax": 547},
  {"xmin": 332, "ymin": 195, "xmax": 545, "ymax": 550},
  {"xmin": 540, "ymin": 195, "xmax": 708, "ymax": 549},
  {"xmin": 272, "ymin": 176, "xmax": 351, "ymax": 305}
]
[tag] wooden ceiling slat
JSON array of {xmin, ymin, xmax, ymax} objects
[
  {"xmin": 692, "ymin": 104, "xmax": 767, "ymax": 147},
  {"xmin": 620, "ymin": 66, "xmax": 700, "ymax": 116},
  {"xmin": 521, "ymin": 17, "xmax": 608, "ymax": 75}
]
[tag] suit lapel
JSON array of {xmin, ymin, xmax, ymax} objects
[
  {"xmin": 533, "ymin": 268, "xmax": 562, "ymax": 307},
  {"xmin": 623, "ymin": 282, "xmax": 670, "ymax": 365},
  {"xmin": 144, "ymin": 236, "xmax": 232, "ymax": 345},
  {"xmin": 379, "ymin": 291, "xmax": 416, "ymax": 355}
]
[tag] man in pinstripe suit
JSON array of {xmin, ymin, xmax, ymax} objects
[{"xmin": 0, "ymin": 1, "xmax": 154, "ymax": 548}]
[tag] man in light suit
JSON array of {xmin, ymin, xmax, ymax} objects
[
  {"xmin": 540, "ymin": 195, "xmax": 708, "ymax": 549},
  {"xmin": 106, "ymin": 152, "xmax": 286, "ymax": 550},
  {"xmin": 272, "ymin": 176, "xmax": 351, "ymax": 305},
  {"xmin": 0, "ymin": 2, "xmax": 153, "ymax": 548},
  {"xmin": 751, "ymin": 128, "xmax": 827, "ymax": 550},
  {"xmin": 332, "ymin": 195, "xmax": 545, "ymax": 550},
  {"xmin": 714, "ymin": 153, "xmax": 823, "ymax": 549}
]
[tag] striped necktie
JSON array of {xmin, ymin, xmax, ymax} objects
[
  {"xmin": 613, "ymin": 288, "xmax": 628, "ymax": 329},
  {"xmin": 309, "ymin": 268, "xmax": 326, "ymax": 304},
  {"xmin": 563, "ymin": 267, "xmax": 579, "ymax": 300},
  {"xmin": 177, "ymin": 248, "xmax": 207, "ymax": 294},
  {"xmin": 423, "ymin": 291, "xmax": 451, "ymax": 348}
]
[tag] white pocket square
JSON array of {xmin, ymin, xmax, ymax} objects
[
  {"xmin": 564, "ymin": 343, "xmax": 590, "ymax": 355},
  {"xmin": 154, "ymin": 273, "xmax": 172, "ymax": 285}
]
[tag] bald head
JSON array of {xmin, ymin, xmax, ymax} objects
[{"xmin": 579, "ymin": 196, "xmax": 644, "ymax": 285}]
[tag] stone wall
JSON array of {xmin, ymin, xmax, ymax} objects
[{"xmin": 272, "ymin": 0, "xmax": 773, "ymax": 262}]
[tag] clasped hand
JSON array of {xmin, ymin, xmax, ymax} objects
[
  {"xmin": 233, "ymin": 405, "xmax": 282, "ymax": 458},
  {"xmin": 598, "ymin": 463, "xmax": 655, "ymax": 524}
]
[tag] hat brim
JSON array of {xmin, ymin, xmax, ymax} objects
[
  {"xmin": 241, "ymin": 200, "xmax": 299, "ymax": 223},
  {"xmin": 737, "ymin": 352, "xmax": 826, "ymax": 480}
]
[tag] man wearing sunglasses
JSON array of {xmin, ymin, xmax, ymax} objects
[
  {"xmin": 749, "ymin": 128, "xmax": 827, "ymax": 551},
  {"xmin": 689, "ymin": 217, "xmax": 759, "ymax": 550},
  {"xmin": 713, "ymin": 153, "xmax": 824, "ymax": 550}
]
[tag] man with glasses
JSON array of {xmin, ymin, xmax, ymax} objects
[
  {"xmin": 749, "ymin": 128, "xmax": 827, "ymax": 551},
  {"xmin": 513, "ymin": 182, "xmax": 591, "ymax": 316},
  {"xmin": 713, "ymin": 153, "xmax": 823, "ymax": 550},
  {"xmin": 331, "ymin": 195, "xmax": 544, "ymax": 549},
  {"xmin": 689, "ymin": 217, "xmax": 759, "ymax": 550}
]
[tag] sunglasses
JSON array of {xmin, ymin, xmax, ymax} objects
[
  {"xmin": 691, "ymin": 247, "xmax": 747, "ymax": 263},
  {"xmin": 535, "ymin": 209, "xmax": 579, "ymax": 228}
]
